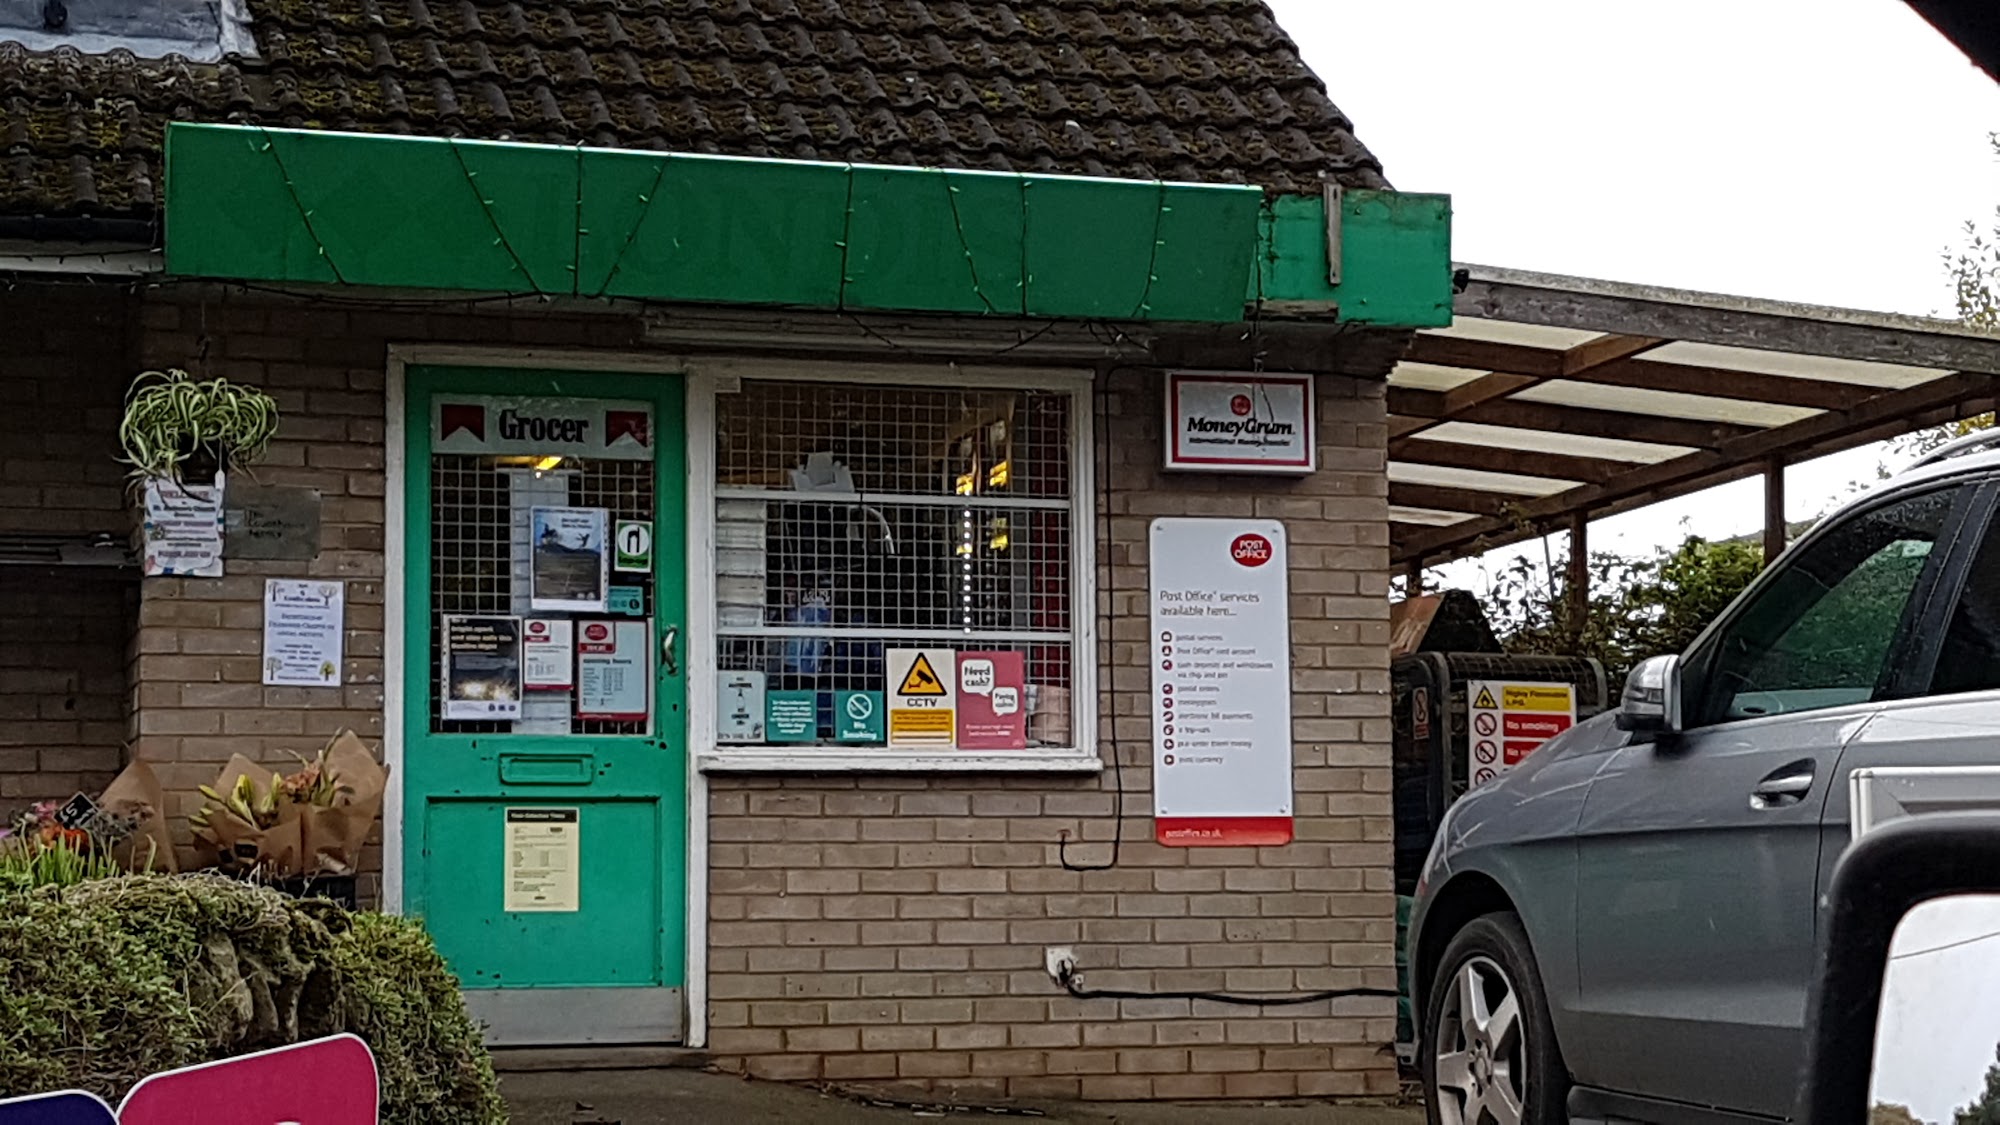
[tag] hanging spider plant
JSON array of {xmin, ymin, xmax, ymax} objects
[{"xmin": 118, "ymin": 368, "xmax": 280, "ymax": 485}]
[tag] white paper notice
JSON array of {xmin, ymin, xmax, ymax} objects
[
  {"xmin": 505, "ymin": 807, "xmax": 580, "ymax": 912},
  {"xmin": 521, "ymin": 619, "xmax": 575, "ymax": 690},
  {"xmin": 1148, "ymin": 518, "xmax": 1293, "ymax": 847},
  {"xmin": 576, "ymin": 619, "xmax": 649, "ymax": 722},
  {"xmin": 142, "ymin": 475, "xmax": 225, "ymax": 577},
  {"xmin": 261, "ymin": 579, "xmax": 345, "ymax": 687}
]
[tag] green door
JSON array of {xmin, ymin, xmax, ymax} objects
[{"xmin": 402, "ymin": 365, "xmax": 687, "ymax": 1045}]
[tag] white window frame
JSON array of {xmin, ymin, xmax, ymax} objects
[{"xmin": 687, "ymin": 357, "xmax": 1101, "ymax": 774}]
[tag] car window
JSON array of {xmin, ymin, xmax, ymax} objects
[
  {"xmin": 1686, "ymin": 488, "xmax": 1955, "ymax": 727},
  {"xmin": 1929, "ymin": 499, "xmax": 2000, "ymax": 697}
]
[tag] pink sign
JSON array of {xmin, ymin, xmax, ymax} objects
[
  {"xmin": 118, "ymin": 1034, "xmax": 378, "ymax": 1125},
  {"xmin": 955, "ymin": 650, "xmax": 1027, "ymax": 750}
]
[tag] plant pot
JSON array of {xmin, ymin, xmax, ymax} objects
[{"xmin": 177, "ymin": 446, "xmax": 223, "ymax": 487}]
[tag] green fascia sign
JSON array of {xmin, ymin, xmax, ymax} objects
[
  {"xmin": 163, "ymin": 123, "xmax": 1450, "ymax": 327},
  {"xmin": 1256, "ymin": 191, "xmax": 1455, "ymax": 327}
]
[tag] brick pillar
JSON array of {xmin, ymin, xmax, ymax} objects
[{"xmin": 128, "ymin": 298, "xmax": 389, "ymax": 867}]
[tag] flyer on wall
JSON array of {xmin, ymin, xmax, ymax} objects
[
  {"xmin": 528, "ymin": 507, "xmax": 609, "ymax": 613},
  {"xmin": 261, "ymin": 579, "xmax": 345, "ymax": 687},
  {"xmin": 442, "ymin": 616, "xmax": 523, "ymax": 721}
]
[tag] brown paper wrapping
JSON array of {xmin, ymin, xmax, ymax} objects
[
  {"xmin": 98, "ymin": 756, "xmax": 179, "ymax": 874},
  {"xmin": 192, "ymin": 732, "xmax": 388, "ymax": 878}
]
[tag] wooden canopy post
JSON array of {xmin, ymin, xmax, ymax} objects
[
  {"xmin": 1566, "ymin": 512, "xmax": 1588, "ymax": 646},
  {"xmin": 1764, "ymin": 458, "xmax": 1786, "ymax": 567},
  {"xmin": 1405, "ymin": 559, "xmax": 1424, "ymax": 596}
]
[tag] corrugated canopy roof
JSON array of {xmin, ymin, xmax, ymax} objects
[{"xmin": 1390, "ymin": 265, "xmax": 2000, "ymax": 566}]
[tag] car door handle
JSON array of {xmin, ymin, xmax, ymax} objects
[{"xmin": 1751, "ymin": 762, "xmax": 1817, "ymax": 810}]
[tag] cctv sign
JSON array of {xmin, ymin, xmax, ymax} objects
[{"xmin": 1164, "ymin": 372, "xmax": 1315, "ymax": 474}]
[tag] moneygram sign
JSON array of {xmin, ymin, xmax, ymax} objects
[{"xmin": 1164, "ymin": 372, "xmax": 1315, "ymax": 475}]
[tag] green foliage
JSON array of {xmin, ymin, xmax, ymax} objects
[
  {"xmin": 1887, "ymin": 132, "xmax": 2000, "ymax": 462},
  {"xmin": 1480, "ymin": 535, "xmax": 1765, "ymax": 687},
  {"xmin": 1959, "ymin": 1042, "xmax": 2000, "ymax": 1125},
  {"xmin": 0, "ymin": 836, "xmax": 131, "ymax": 890},
  {"xmin": 325, "ymin": 913, "xmax": 507, "ymax": 1125},
  {"xmin": 118, "ymin": 368, "xmax": 280, "ymax": 482},
  {"xmin": 0, "ymin": 874, "xmax": 504, "ymax": 1122}
]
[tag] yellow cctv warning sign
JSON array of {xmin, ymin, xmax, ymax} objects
[
  {"xmin": 887, "ymin": 649, "xmax": 957, "ymax": 747},
  {"xmin": 898, "ymin": 653, "xmax": 948, "ymax": 696}
]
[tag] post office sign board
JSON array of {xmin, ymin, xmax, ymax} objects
[
  {"xmin": 1149, "ymin": 518, "xmax": 1294, "ymax": 846},
  {"xmin": 1163, "ymin": 372, "xmax": 1315, "ymax": 475}
]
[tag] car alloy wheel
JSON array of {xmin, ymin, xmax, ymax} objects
[{"xmin": 1433, "ymin": 954, "xmax": 1527, "ymax": 1125}]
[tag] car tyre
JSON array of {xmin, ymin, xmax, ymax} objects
[{"xmin": 1422, "ymin": 911, "xmax": 1568, "ymax": 1125}]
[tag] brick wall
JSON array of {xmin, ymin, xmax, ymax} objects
[
  {"xmin": 108, "ymin": 286, "xmax": 1399, "ymax": 1100},
  {"xmin": 0, "ymin": 286, "xmax": 136, "ymax": 811},
  {"xmin": 703, "ymin": 368, "xmax": 1397, "ymax": 1101},
  {"xmin": 127, "ymin": 291, "xmax": 642, "ymax": 861}
]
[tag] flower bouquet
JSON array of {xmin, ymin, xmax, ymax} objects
[{"xmin": 190, "ymin": 730, "xmax": 386, "ymax": 880}]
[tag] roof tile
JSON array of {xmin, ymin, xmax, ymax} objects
[{"xmin": 0, "ymin": 0, "xmax": 1384, "ymax": 220}]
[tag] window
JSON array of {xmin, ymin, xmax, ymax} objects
[
  {"xmin": 0, "ymin": 0, "xmax": 254, "ymax": 61},
  {"xmin": 1686, "ymin": 488, "xmax": 1955, "ymax": 727},
  {"xmin": 1930, "ymin": 496, "xmax": 2000, "ymax": 697},
  {"xmin": 704, "ymin": 372, "xmax": 1091, "ymax": 765}
]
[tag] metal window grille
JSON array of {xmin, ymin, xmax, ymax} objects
[
  {"xmin": 429, "ymin": 453, "xmax": 657, "ymax": 737},
  {"xmin": 714, "ymin": 379, "xmax": 1077, "ymax": 747}
]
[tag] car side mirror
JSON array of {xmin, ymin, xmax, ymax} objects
[
  {"xmin": 1796, "ymin": 812, "xmax": 2000, "ymax": 1122},
  {"xmin": 1615, "ymin": 654, "xmax": 1680, "ymax": 733}
]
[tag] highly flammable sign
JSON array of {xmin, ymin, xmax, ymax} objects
[
  {"xmin": 887, "ymin": 649, "xmax": 956, "ymax": 747},
  {"xmin": 1467, "ymin": 680, "xmax": 1575, "ymax": 787}
]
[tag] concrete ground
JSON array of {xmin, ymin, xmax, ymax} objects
[{"xmin": 501, "ymin": 1068, "xmax": 1425, "ymax": 1125}]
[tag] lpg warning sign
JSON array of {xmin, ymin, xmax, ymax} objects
[{"xmin": 1466, "ymin": 681, "xmax": 1575, "ymax": 787}]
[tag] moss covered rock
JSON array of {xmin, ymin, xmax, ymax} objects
[{"xmin": 0, "ymin": 875, "xmax": 504, "ymax": 1123}]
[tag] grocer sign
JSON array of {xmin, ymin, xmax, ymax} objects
[
  {"xmin": 433, "ymin": 395, "xmax": 653, "ymax": 461},
  {"xmin": 1163, "ymin": 372, "xmax": 1315, "ymax": 474}
]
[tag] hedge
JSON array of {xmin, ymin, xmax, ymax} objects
[{"xmin": 0, "ymin": 874, "xmax": 505, "ymax": 1123}]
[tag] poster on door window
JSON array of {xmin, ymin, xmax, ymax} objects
[
  {"xmin": 1466, "ymin": 681, "xmax": 1575, "ymax": 787},
  {"xmin": 956, "ymin": 651, "xmax": 1028, "ymax": 750},
  {"xmin": 576, "ymin": 619, "xmax": 649, "ymax": 721},
  {"xmin": 529, "ymin": 507, "xmax": 609, "ymax": 612},
  {"xmin": 504, "ymin": 807, "xmax": 580, "ymax": 913},
  {"xmin": 441, "ymin": 616, "xmax": 522, "ymax": 720},
  {"xmin": 261, "ymin": 579, "xmax": 345, "ymax": 687},
  {"xmin": 521, "ymin": 619, "xmax": 573, "ymax": 691},
  {"xmin": 1148, "ymin": 518, "xmax": 1294, "ymax": 847}
]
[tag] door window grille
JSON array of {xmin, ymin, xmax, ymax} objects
[
  {"xmin": 429, "ymin": 453, "xmax": 656, "ymax": 737},
  {"xmin": 712, "ymin": 378, "xmax": 1083, "ymax": 750}
]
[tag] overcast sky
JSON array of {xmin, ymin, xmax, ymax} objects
[{"xmin": 1261, "ymin": 1, "xmax": 2000, "ymax": 1119}]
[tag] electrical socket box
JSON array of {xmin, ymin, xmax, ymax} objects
[{"xmin": 1044, "ymin": 946, "xmax": 1075, "ymax": 983}]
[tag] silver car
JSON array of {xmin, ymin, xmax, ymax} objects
[{"xmin": 1409, "ymin": 431, "xmax": 2000, "ymax": 1125}]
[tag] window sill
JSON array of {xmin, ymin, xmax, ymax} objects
[{"xmin": 696, "ymin": 748, "xmax": 1104, "ymax": 774}]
